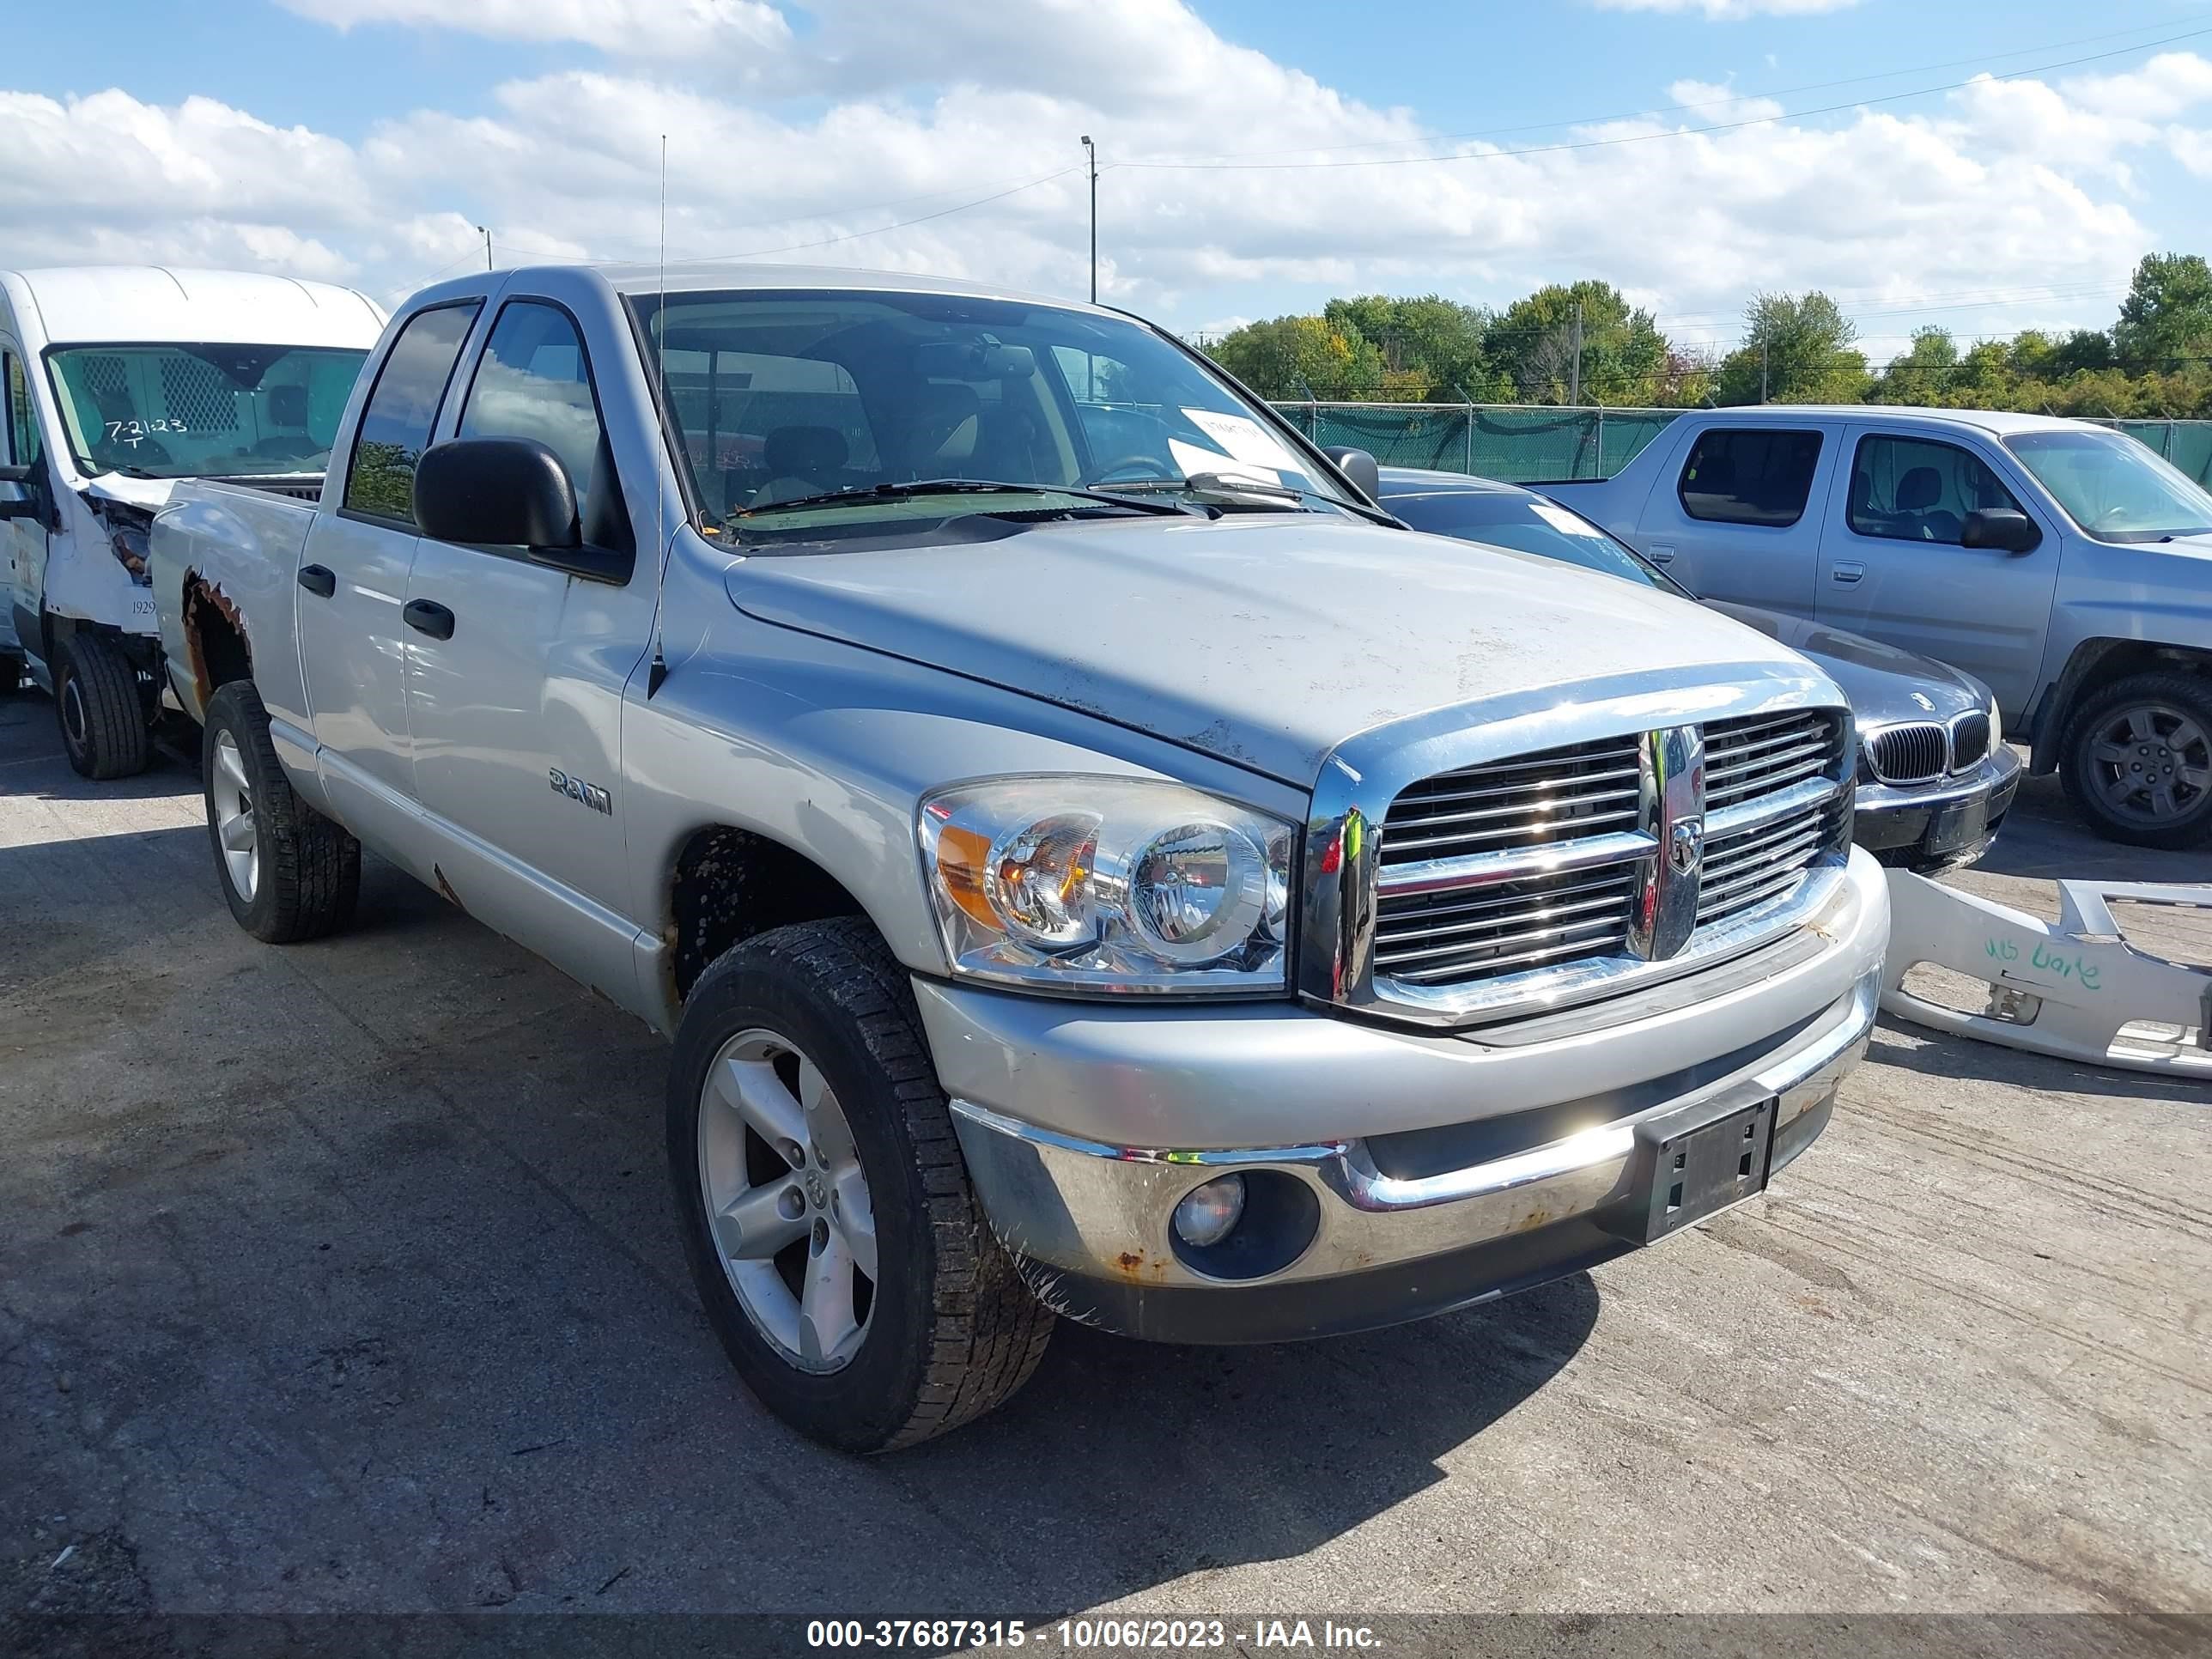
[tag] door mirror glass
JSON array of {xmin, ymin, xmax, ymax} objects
[
  {"xmin": 1322, "ymin": 445, "xmax": 1379, "ymax": 500},
  {"xmin": 414, "ymin": 437, "xmax": 581, "ymax": 550},
  {"xmin": 1960, "ymin": 507, "xmax": 2040, "ymax": 555}
]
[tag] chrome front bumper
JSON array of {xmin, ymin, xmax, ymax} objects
[{"xmin": 943, "ymin": 955, "xmax": 1881, "ymax": 1343}]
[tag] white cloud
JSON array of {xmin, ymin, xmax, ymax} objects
[
  {"xmin": 1591, "ymin": 0, "xmax": 1859, "ymax": 19},
  {"xmin": 1665, "ymin": 79, "xmax": 1785, "ymax": 121},
  {"xmin": 275, "ymin": 0, "xmax": 789, "ymax": 56},
  {"xmin": 0, "ymin": 3, "xmax": 2196, "ymax": 353}
]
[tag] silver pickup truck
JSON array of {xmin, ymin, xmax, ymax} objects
[
  {"xmin": 1544, "ymin": 405, "xmax": 2212, "ymax": 849},
  {"xmin": 150, "ymin": 264, "xmax": 1889, "ymax": 1451}
]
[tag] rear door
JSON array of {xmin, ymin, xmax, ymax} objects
[
  {"xmin": 399, "ymin": 295, "xmax": 655, "ymax": 984},
  {"xmin": 299, "ymin": 300, "xmax": 482, "ymax": 820},
  {"xmin": 1814, "ymin": 427, "xmax": 2059, "ymax": 713},
  {"xmin": 1632, "ymin": 422, "xmax": 1841, "ymax": 617}
]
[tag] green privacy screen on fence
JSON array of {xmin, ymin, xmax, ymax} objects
[{"xmin": 1267, "ymin": 404, "xmax": 2212, "ymax": 489}]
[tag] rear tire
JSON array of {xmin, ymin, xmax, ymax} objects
[
  {"xmin": 2059, "ymin": 671, "xmax": 2212, "ymax": 850},
  {"xmin": 54, "ymin": 632, "xmax": 150, "ymax": 779},
  {"xmin": 201, "ymin": 679, "xmax": 361, "ymax": 942},
  {"xmin": 0, "ymin": 654, "xmax": 22, "ymax": 696},
  {"xmin": 667, "ymin": 917, "xmax": 1054, "ymax": 1453}
]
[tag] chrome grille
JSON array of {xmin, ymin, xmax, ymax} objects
[
  {"xmin": 1949, "ymin": 710, "xmax": 1990, "ymax": 771},
  {"xmin": 1367, "ymin": 708, "xmax": 1849, "ymax": 1001},
  {"xmin": 1866, "ymin": 721, "xmax": 1946, "ymax": 785},
  {"xmin": 1378, "ymin": 734, "xmax": 1642, "ymax": 866}
]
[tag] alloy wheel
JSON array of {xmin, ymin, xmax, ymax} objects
[
  {"xmin": 2087, "ymin": 702, "xmax": 2210, "ymax": 826},
  {"xmin": 210, "ymin": 729, "xmax": 260, "ymax": 901},
  {"xmin": 696, "ymin": 1027, "xmax": 878, "ymax": 1373}
]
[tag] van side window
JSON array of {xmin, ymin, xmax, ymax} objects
[
  {"xmin": 343, "ymin": 303, "xmax": 480, "ymax": 525},
  {"xmin": 1848, "ymin": 434, "xmax": 2024, "ymax": 547},
  {"xmin": 1677, "ymin": 428, "xmax": 1823, "ymax": 528},
  {"xmin": 458, "ymin": 301, "xmax": 629, "ymax": 552},
  {"xmin": 4, "ymin": 355, "xmax": 40, "ymax": 468}
]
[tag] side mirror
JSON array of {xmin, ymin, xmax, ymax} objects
[
  {"xmin": 0, "ymin": 463, "xmax": 42, "ymax": 522},
  {"xmin": 415, "ymin": 437, "xmax": 582, "ymax": 551},
  {"xmin": 1961, "ymin": 507, "xmax": 2040, "ymax": 555},
  {"xmin": 1322, "ymin": 445, "xmax": 1380, "ymax": 501}
]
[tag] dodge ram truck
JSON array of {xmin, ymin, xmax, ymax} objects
[
  {"xmin": 150, "ymin": 264, "xmax": 1890, "ymax": 1451},
  {"xmin": 1541, "ymin": 405, "xmax": 2212, "ymax": 849}
]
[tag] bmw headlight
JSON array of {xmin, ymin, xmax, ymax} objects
[
  {"xmin": 1985, "ymin": 690, "xmax": 2003, "ymax": 752},
  {"xmin": 919, "ymin": 777, "xmax": 1294, "ymax": 994}
]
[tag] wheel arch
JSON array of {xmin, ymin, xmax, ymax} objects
[
  {"xmin": 178, "ymin": 568, "xmax": 255, "ymax": 719},
  {"xmin": 663, "ymin": 823, "xmax": 874, "ymax": 1012},
  {"xmin": 2030, "ymin": 638, "xmax": 2212, "ymax": 774}
]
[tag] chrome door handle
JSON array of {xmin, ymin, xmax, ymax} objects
[
  {"xmin": 1647, "ymin": 544, "xmax": 1676, "ymax": 565},
  {"xmin": 1831, "ymin": 561, "xmax": 1864, "ymax": 585}
]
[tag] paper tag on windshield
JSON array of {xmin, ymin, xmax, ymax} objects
[
  {"xmin": 1531, "ymin": 500, "xmax": 1601, "ymax": 536},
  {"xmin": 1179, "ymin": 408, "xmax": 1300, "ymax": 474},
  {"xmin": 1168, "ymin": 437, "xmax": 1279, "ymax": 486}
]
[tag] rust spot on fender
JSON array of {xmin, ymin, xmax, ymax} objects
[
  {"xmin": 433, "ymin": 864, "xmax": 464, "ymax": 910},
  {"xmin": 180, "ymin": 570, "xmax": 251, "ymax": 707},
  {"xmin": 1113, "ymin": 1250, "xmax": 1146, "ymax": 1279}
]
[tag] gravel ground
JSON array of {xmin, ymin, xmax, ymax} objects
[{"xmin": 2, "ymin": 684, "xmax": 2207, "ymax": 1632}]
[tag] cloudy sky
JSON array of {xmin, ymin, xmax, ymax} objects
[{"xmin": 7, "ymin": 0, "xmax": 2212, "ymax": 360}]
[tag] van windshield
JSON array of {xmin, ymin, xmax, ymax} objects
[
  {"xmin": 629, "ymin": 288, "xmax": 1361, "ymax": 538},
  {"xmin": 2002, "ymin": 428, "xmax": 2212, "ymax": 544},
  {"xmin": 45, "ymin": 343, "xmax": 370, "ymax": 480}
]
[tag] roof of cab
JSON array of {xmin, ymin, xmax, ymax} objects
[
  {"xmin": 410, "ymin": 260, "xmax": 1109, "ymax": 316},
  {"xmin": 0, "ymin": 265, "xmax": 387, "ymax": 349},
  {"xmin": 1645, "ymin": 402, "xmax": 2089, "ymax": 435}
]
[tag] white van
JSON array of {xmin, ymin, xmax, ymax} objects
[{"xmin": 1, "ymin": 266, "xmax": 385, "ymax": 776}]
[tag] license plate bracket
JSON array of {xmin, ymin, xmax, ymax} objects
[
  {"xmin": 1606, "ymin": 1090, "xmax": 1776, "ymax": 1245},
  {"xmin": 1925, "ymin": 792, "xmax": 1991, "ymax": 857}
]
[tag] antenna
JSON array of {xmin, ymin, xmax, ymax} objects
[{"xmin": 647, "ymin": 131, "xmax": 672, "ymax": 698}]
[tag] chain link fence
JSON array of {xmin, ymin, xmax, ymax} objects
[{"xmin": 1269, "ymin": 402, "xmax": 2212, "ymax": 489}]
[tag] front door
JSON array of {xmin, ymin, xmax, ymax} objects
[
  {"xmin": 298, "ymin": 301, "xmax": 481, "ymax": 820},
  {"xmin": 1634, "ymin": 422, "xmax": 1841, "ymax": 618},
  {"xmin": 400, "ymin": 297, "xmax": 655, "ymax": 985},
  {"xmin": 3, "ymin": 349, "xmax": 52, "ymax": 663},
  {"xmin": 1814, "ymin": 428, "xmax": 2059, "ymax": 714}
]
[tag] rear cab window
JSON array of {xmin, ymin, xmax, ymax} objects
[
  {"xmin": 343, "ymin": 303, "xmax": 481, "ymax": 525},
  {"xmin": 1677, "ymin": 428, "xmax": 1824, "ymax": 527},
  {"xmin": 1848, "ymin": 434, "xmax": 2024, "ymax": 546}
]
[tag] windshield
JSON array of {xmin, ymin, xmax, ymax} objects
[
  {"xmin": 45, "ymin": 343, "xmax": 369, "ymax": 480},
  {"xmin": 2003, "ymin": 428, "xmax": 2212, "ymax": 544},
  {"xmin": 629, "ymin": 288, "xmax": 1360, "ymax": 538},
  {"xmin": 1387, "ymin": 487, "xmax": 1693, "ymax": 595}
]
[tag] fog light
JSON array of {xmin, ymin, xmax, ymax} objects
[{"xmin": 1171, "ymin": 1173, "xmax": 1246, "ymax": 1247}]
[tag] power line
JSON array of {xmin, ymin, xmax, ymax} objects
[
  {"xmin": 676, "ymin": 165, "xmax": 1086, "ymax": 263},
  {"xmin": 1112, "ymin": 26, "xmax": 2212, "ymax": 172}
]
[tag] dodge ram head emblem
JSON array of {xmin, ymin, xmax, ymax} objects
[
  {"xmin": 549, "ymin": 767, "xmax": 614, "ymax": 816},
  {"xmin": 1669, "ymin": 817, "xmax": 1704, "ymax": 875}
]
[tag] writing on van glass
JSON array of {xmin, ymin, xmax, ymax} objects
[
  {"xmin": 550, "ymin": 767, "xmax": 612, "ymax": 816},
  {"xmin": 106, "ymin": 418, "xmax": 189, "ymax": 448},
  {"xmin": 1984, "ymin": 934, "xmax": 2102, "ymax": 992}
]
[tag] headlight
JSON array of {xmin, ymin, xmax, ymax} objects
[
  {"xmin": 1985, "ymin": 691, "xmax": 2003, "ymax": 752},
  {"xmin": 919, "ymin": 777, "xmax": 1294, "ymax": 994}
]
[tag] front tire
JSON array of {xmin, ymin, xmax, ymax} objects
[
  {"xmin": 54, "ymin": 632, "xmax": 150, "ymax": 779},
  {"xmin": 667, "ymin": 918, "xmax": 1054, "ymax": 1453},
  {"xmin": 201, "ymin": 680, "xmax": 361, "ymax": 941},
  {"xmin": 2059, "ymin": 672, "xmax": 2212, "ymax": 850}
]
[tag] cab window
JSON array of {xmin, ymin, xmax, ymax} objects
[
  {"xmin": 343, "ymin": 303, "xmax": 480, "ymax": 525},
  {"xmin": 459, "ymin": 301, "xmax": 630, "ymax": 552},
  {"xmin": 1848, "ymin": 434, "xmax": 2024, "ymax": 546},
  {"xmin": 1677, "ymin": 428, "xmax": 1823, "ymax": 527}
]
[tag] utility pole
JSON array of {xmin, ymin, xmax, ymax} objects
[
  {"xmin": 1759, "ymin": 333, "xmax": 1770, "ymax": 404},
  {"xmin": 1568, "ymin": 300, "xmax": 1583, "ymax": 406},
  {"xmin": 476, "ymin": 224, "xmax": 492, "ymax": 270},
  {"xmin": 1079, "ymin": 135, "xmax": 1098, "ymax": 304}
]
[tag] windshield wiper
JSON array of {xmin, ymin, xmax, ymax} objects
[
  {"xmin": 733, "ymin": 477, "xmax": 1194, "ymax": 521},
  {"xmin": 1093, "ymin": 472, "xmax": 1404, "ymax": 526}
]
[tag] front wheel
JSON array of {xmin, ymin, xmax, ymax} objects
[
  {"xmin": 667, "ymin": 918, "xmax": 1054, "ymax": 1453},
  {"xmin": 201, "ymin": 680, "xmax": 362, "ymax": 941},
  {"xmin": 2059, "ymin": 672, "xmax": 2212, "ymax": 850},
  {"xmin": 54, "ymin": 632, "xmax": 150, "ymax": 779}
]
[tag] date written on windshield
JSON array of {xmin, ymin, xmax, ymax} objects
[{"xmin": 106, "ymin": 418, "xmax": 191, "ymax": 448}]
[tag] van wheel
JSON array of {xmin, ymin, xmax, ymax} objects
[
  {"xmin": 54, "ymin": 633, "xmax": 150, "ymax": 779},
  {"xmin": 0, "ymin": 654, "xmax": 22, "ymax": 696},
  {"xmin": 667, "ymin": 917, "xmax": 1054, "ymax": 1453},
  {"xmin": 2059, "ymin": 672, "xmax": 2212, "ymax": 850},
  {"xmin": 201, "ymin": 680, "xmax": 361, "ymax": 941}
]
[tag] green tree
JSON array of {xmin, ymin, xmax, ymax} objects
[
  {"xmin": 1870, "ymin": 326, "xmax": 1959, "ymax": 404},
  {"xmin": 1715, "ymin": 291, "xmax": 1869, "ymax": 405},
  {"xmin": 1320, "ymin": 294, "xmax": 1493, "ymax": 399},
  {"xmin": 1208, "ymin": 314, "xmax": 1388, "ymax": 400},
  {"xmin": 2112, "ymin": 252, "xmax": 2212, "ymax": 374},
  {"xmin": 1482, "ymin": 281, "xmax": 1668, "ymax": 404}
]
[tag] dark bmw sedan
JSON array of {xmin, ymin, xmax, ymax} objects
[{"xmin": 1378, "ymin": 467, "xmax": 2022, "ymax": 872}]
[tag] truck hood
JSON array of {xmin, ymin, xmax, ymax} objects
[
  {"xmin": 1705, "ymin": 601, "xmax": 1989, "ymax": 726},
  {"xmin": 726, "ymin": 514, "xmax": 1822, "ymax": 785}
]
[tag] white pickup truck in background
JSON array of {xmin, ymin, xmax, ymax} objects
[
  {"xmin": 0, "ymin": 265, "xmax": 383, "ymax": 776},
  {"xmin": 1542, "ymin": 405, "xmax": 2212, "ymax": 848}
]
